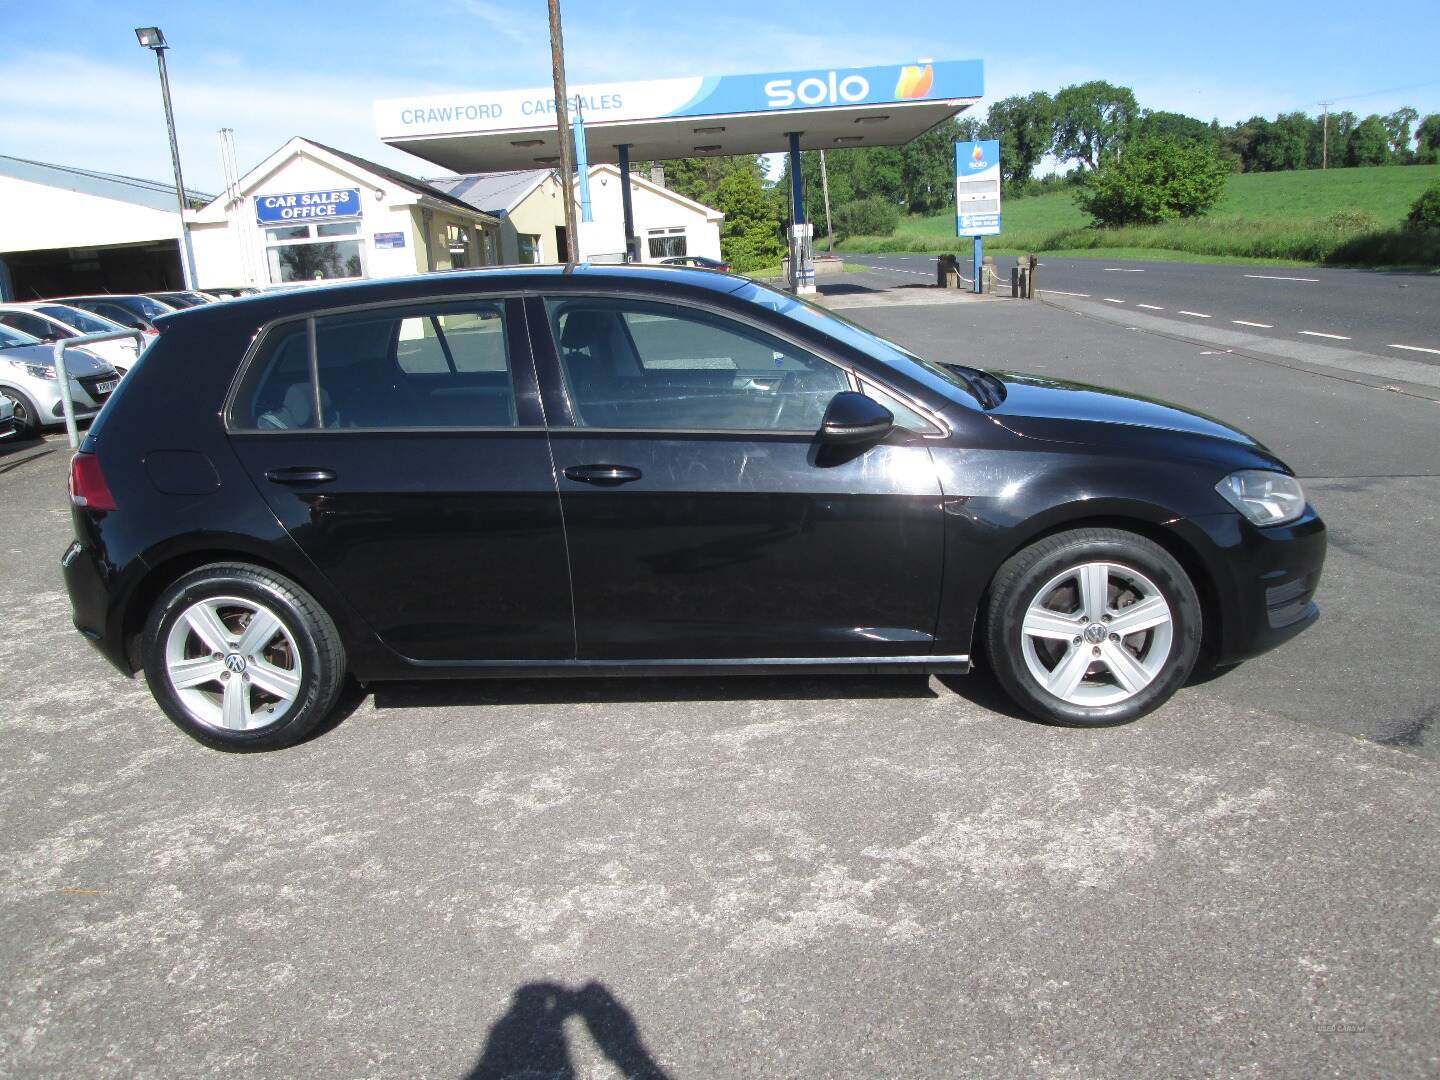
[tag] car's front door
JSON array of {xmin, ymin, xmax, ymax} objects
[
  {"xmin": 227, "ymin": 296, "xmax": 573, "ymax": 663},
  {"xmin": 528, "ymin": 293, "xmax": 946, "ymax": 661}
]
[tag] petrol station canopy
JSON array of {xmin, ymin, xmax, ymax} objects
[{"xmin": 375, "ymin": 59, "xmax": 983, "ymax": 172}]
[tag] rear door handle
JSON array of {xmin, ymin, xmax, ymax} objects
[
  {"xmin": 265, "ymin": 466, "xmax": 337, "ymax": 485},
  {"xmin": 563, "ymin": 464, "xmax": 642, "ymax": 486}
]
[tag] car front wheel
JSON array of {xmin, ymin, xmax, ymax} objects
[
  {"xmin": 984, "ymin": 528, "xmax": 1202, "ymax": 727},
  {"xmin": 141, "ymin": 563, "xmax": 346, "ymax": 751}
]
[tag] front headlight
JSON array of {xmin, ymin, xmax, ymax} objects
[
  {"xmin": 4, "ymin": 357, "xmax": 56, "ymax": 380},
  {"xmin": 1216, "ymin": 470, "xmax": 1306, "ymax": 526}
]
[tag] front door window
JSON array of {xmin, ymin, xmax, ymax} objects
[{"xmin": 545, "ymin": 298, "xmax": 848, "ymax": 432}]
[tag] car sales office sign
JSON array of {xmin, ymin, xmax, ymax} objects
[
  {"xmin": 255, "ymin": 188, "xmax": 362, "ymax": 224},
  {"xmin": 955, "ymin": 141, "xmax": 1001, "ymax": 237}
]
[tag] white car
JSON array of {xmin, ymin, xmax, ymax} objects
[
  {"xmin": 0, "ymin": 392, "xmax": 15, "ymax": 440},
  {"xmin": 0, "ymin": 324, "xmax": 119, "ymax": 439},
  {"xmin": 0, "ymin": 302, "xmax": 142, "ymax": 374}
]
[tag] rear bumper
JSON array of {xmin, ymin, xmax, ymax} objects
[
  {"xmin": 1187, "ymin": 507, "xmax": 1327, "ymax": 666},
  {"xmin": 61, "ymin": 535, "xmax": 136, "ymax": 674}
]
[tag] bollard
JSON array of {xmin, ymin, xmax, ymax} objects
[
  {"xmin": 1011, "ymin": 265, "xmax": 1021, "ymax": 298},
  {"xmin": 982, "ymin": 256, "xmax": 995, "ymax": 295},
  {"xmin": 937, "ymin": 254, "xmax": 959, "ymax": 289},
  {"xmin": 1027, "ymin": 254, "xmax": 1039, "ymax": 300}
]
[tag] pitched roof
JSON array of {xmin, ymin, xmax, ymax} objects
[
  {"xmin": 0, "ymin": 153, "xmax": 213, "ymax": 211},
  {"xmin": 427, "ymin": 170, "xmax": 553, "ymax": 216},
  {"xmin": 299, "ymin": 139, "xmax": 495, "ymax": 218}
]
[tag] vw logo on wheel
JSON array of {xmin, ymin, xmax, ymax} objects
[
  {"xmin": 223, "ymin": 653, "xmax": 248, "ymax": 673},
  {"xmin": 1084, "ymin": 623, "xmax": 1107, "ymax": 644}
]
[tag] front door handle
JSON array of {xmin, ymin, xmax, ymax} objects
[
  {"xmin": 265, "ymin": 466, "xmax": 337, "ymax": 485},
  {"xmin": 563, "ymin": 464, "xmax": 642, "ymax": 486}
]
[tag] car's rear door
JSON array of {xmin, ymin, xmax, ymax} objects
[
  {"xmin": 528, "ymin": 292, "xmax": 946, "ymax": 661},
  {"xmin": 227, "ymin": 295, "xmax": 574, "ymax": 664}
]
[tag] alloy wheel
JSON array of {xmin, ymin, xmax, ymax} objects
[
  {"xmin": 163, "ymin": 595, "xmax": 303, "ymax": 731},
  {"xmin": 1019, "ymin": 561, "xmax": 1174, "ymax": 707}
]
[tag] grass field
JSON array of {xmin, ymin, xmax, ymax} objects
[{"xmin": 836, "ymin": 165, "xmax": 1440, "ymax": 267}]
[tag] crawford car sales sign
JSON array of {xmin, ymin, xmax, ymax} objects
[{"xmin": 255, "ymin": 188, "xmax": 362, "ymax": 224}]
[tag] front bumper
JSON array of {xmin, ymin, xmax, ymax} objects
[{"xmin": 1187, "ymin": 507, "xmax": 1327, "ymax": 666}]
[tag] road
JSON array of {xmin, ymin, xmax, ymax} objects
[
  {"xmin": 3, "ymin": 281, "xmax": 1439, "ymax": 1078},
  {"xmin": 847, "ymin": 254, "xmax": 1440, "ymax": 362}
]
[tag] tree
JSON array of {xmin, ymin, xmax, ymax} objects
[
  {"xmin": 900, "ymin": 122, "xmax": 959, "ymax": 213},
  {"xmin": 1052, "ymin": 81, "xmax": 1138, "ymax": 170},
  {"xmin": 1417, "ymin": 114, "xmax": 1440, "ymax": 164},
  {"xmin": 1249, "ymin": 112, "xmax": 1318, "ymax": 171},
  {"xmin": 1136, "ymin": 110, "xmax": 1214, "ymax": 147},
  {"xmin": 831, "ymin": 198, "xmax": 899, "ymax": 238},
  {"xmin": 982, "ymin": 92, "xmax": 1056, "ymax": 191},
  {"xmin": 1345, "ymin": 115, "xmax": 1392, "ymax": 167},
  {"xmin": 1075, "ymin": 137, "xmax": 1229, "ymax": 226},
  {"xmin": 712, "ymin": 169, "xmax": 784, "ymax": 272},
  {"xmin": 1407, "ymin": 181, "xmax": 1440, "ymax": 229},
  {"xmin": 1382, "ymin": 107, "xmax": 1420, "ymax": 161}
]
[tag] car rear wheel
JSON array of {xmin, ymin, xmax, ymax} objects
[
  {"xmin": 983, "ymin": 528, "xmax": 1201, "ymax": 727},
  {"xmin": 141, "ymin": 563, "xmax": 346, "ymax": 751},
  {"xmin": 2, "ymin": 389, "xmax": 41, "ymax": 439}
]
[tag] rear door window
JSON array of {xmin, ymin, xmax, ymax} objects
[{"xmin": 233, "ymin": 302, "xmax": 516, "ymax": 430}]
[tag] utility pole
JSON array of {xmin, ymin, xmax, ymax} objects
[
  {"xmin": 1319, "ymin": 101, "xmax": 1333, "ymax": 169},
  {"xmin": 818, "ymin": 149, "xmax": 835, "ymax": 254},
  {"xmin": 547, "ymin": 0, "xmax": 579, "ymax": 264}
]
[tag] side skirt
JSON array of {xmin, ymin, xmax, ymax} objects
[{"xmin": 377, "ymin": 654, "xmax": 972, "ymax": 680}]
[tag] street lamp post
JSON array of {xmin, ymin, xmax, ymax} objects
[{"xmin": 134, "ymin": 26, "xmax": 198, "ymax": 290}]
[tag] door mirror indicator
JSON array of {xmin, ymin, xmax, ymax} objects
[{"xmin": 819, "ymin": 391, "xmax": 893, "ymax": 445}]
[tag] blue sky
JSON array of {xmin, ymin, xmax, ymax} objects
[{"xmin": 3, "ymin": 0, "xmax": 1437, "ymax": 193}]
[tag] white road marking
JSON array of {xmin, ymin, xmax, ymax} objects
[
  {"xmin": 1103, "ymin": 297, "xmax": 1126, "ymax": 303},
  {"xmin": 1178, "ymin": 310, "xmax": 1212, "ymax": 318},
  {"xmin": 1044, "ymin": 289, "xmax": 1091, "ymax": 298},
  {"xmin": 1244, "ymin": 274, "xmax": 1320, "ymax": 282},
  {"xmin": 1389, "ymin": 343, "xmax": 1440, "ymax": 355},
  {"xmin": 1136, "ymin": 303, "xmax": 1164, "ymax": 310},
  {"xmin": 1299, "ymin": 330, "xmax": 1351, "ymax": 340},
  {"xmin": 1232, "ymin": 319, "xmax": 1274, "ymax": 328},
  {"xmin": 1104, "ymin": 267, "xmax": 1145, "ymax": 272}
]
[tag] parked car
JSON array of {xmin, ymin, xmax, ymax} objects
[
  {"xmin": 0, "ymin": 324, "xmax": 120, "ymax": 438},
  {"xmin": 52, "ymin": 294, "xmax": 176, "ymax": 338},
  {"xmin": 202, "ymin": 286, "xmax": 261, "ymax": 300},
  {"xmin": 147, "ymin": 290, "xmax": 218, "ymax": 309},
  {"xmin": 0, "ymin": 392, "xmax": 15, "ymax": 440},
  {"xmin": 660, "ymin": 255, "xmax": 730, "ymax": 271},
  {"xmin": 0, "ymin": 303, "xmax": 142, "ymax": 374},
  {"xmin": 61, "ymin": 265, "xmax": 1325, "ymax": 751}
]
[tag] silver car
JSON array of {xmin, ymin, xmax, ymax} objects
[
  {"xmin": 0, "ymin": 324, "xmax": 119, "ymax": 439},
  {"xmin": 0, "ymin": 392, "xmax": 15, "ymax": 440},
  {"xmin": 0, "ymin": 302, "xmax": 142, "ymax": 374}
]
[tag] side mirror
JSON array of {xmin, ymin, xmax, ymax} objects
[{"xmin": 819, "ymin": 390, "xmax": 893, "ymax": 445}]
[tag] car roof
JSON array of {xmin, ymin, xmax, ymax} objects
[{"xmin": 166, "ymin": 264, "xmax": 754, "ymax": 329}]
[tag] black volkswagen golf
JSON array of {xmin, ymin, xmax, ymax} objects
[{"xmin": 62, "ymin": 265, "xmax": 1324, "ymax": 751}]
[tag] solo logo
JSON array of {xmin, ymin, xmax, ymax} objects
[{"xmin": 765, "ymin": 71, "xmax": 871, "ymax": 108}]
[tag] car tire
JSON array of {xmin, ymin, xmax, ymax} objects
[
  {"xmin": 141, "ymin": 563, "xmax": 346, "ymax": 751},
  {"xmin": 983, "ymin": 528, "xmax": 1201, "ymax": 727},
  {"xmin": 2, "ymin": 389, "xmax": 41, "ymax": 440}
]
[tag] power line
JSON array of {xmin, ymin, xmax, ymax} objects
[{"xmin": 1327, "ymin": 78, "xmax": 1440, "ymax": 105}]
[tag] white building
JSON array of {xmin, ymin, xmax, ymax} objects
[
  {"xmin": 188, "ymin": 138, "xmax": 504, "ymax": 290},
  {"xmin": 0, "ymin": 154, "xmax": 204, "ymax": 300},
  {"xmin": 431, "ymin": 164, "xmax": 724, "ymax": 266}
]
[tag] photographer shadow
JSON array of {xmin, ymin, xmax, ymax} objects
[{"xmin": 465, "ymin": 981, "xmax": 671, "ymax": 1080}]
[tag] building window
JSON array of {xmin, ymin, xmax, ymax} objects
[
  {"xmin": 646, "ymin": 228, "xmax": 687, "ymax": 260},
  {"xmin": 265, "ymin": 220, "xmax": 363, "ymax": 284},
  {"xmin": 517, "ymin": 234, "xmax": 540, "ymax": 263},
  {"xmin": 445, "ymin": 223, "xmax": 472, "ymax": 269}
]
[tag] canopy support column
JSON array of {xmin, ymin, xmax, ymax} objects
[{"xmin": 618, "ymin": 143, "xmax": 637, "ymax": 261}]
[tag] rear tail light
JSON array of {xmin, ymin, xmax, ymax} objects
[{"xmin": 69, "ymin": 452, "xmax": 117, "ymax": 511}]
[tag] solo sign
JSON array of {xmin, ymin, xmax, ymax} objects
[
  {"xmin": 255, "ymin": 188, "xmax": 362, "ymax": 224},
  {"xmin": 955, "ymin": 140, "xmax": 1001, "ymax": 237}
]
